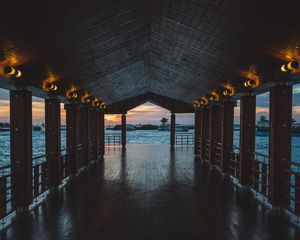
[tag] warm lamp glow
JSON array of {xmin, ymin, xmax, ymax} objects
[
  {"xmin": 92, "ymin": 98, "xmax": 102, "ymax": 107},
  {"xmin": 81, "ymin": 93, "xmax": 91, "ymax": 104},
  {"xmin": 4, "ymin": 66, "xmax": 22, "ymax": 78},
  {"xmin": 244, "ymin": 79, "xmax": 259, "ymax": 88},
  {"xmin": 281, "ymin": 61, "xmax": 299, "ymax": 73},
  {"xmin": 66, "ymin": 86, "xmax": 78, "ymax": 99},
  {"xmin": 200, "ymin": 97, "xmax": 209, "ymax": 106},
  {"xmin": 42, "ymin": 81, "xmax": 58, "ymax": 92},
  {"xmin": 210, "ymin": 92, "xmax": 219, "ymax": 102},
  {"xmin": 194, "ymin": 100, "xmax": 200, "ymax": 108},
  {"xmin": 100, "ymin": 102, "xmax": 106, "ymax": 109}
]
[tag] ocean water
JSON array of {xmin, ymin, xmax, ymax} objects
[
  {"xmin": 0, "ymin": 130, "xmax": 66, "ymax": 166},
  {"xmin": 0, "ymin": 129, "xmax": 300, "ymax": 166}
]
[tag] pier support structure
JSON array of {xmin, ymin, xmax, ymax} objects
[
  {"xmin": 98, "ymin": 110, "xmax": 105, "ymax": 157},
  {"xmin": 268, "ymin": 83, "xmax": 292, "ymax": 207},
  {"xmin": 65, "ymin": 103, "xmax": 78, "ymax": 175},
  {"xmin": 170, "ymin": 112, "xmax": 176, "ymax": 147},
  {"xmin": 45, "ymin": 97, "xmax": 61, "ymax": 188},
  {"xmin": 209, "ymin": 103, "xmax": 221, "ymax": 165},
  {"xmin": 121, "ymin": 113, "xmax": 126, "ymax": 148},
  {"xmin": 201, "ymin": 107, "xmax": 210, "ymax": 161},
  {"xmin": 194, "ymin": 109, "xmax": 201, "ymax": 156},
  {"xmin": 10, "ymin": 89, "xmax": 33, "ymax": 210},
  {"xmin": 220, "ymin": 100, "xmax": 235, "ymax": 174},
  {"xmin": 77, "ymin": 105, "xmax": 89, "ymax": 168},
  {"xmin": 88, "ymin": 108, "xmax": 98, "ymax": 162},
  {"xmin": 239, "ymin": 93, "xmax": 256, "ymax": 186}
]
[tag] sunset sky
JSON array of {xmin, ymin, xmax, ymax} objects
[{"xmin": 1, "ymin": 84, "xmax": 300, "ymax": 125}]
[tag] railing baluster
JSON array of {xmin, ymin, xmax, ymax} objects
[{"xmin": 0, "ymin": 176, "xmax": 6, "ymax": 219}]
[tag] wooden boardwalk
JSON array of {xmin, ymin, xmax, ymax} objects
[{"xmin": 1, "ymin": 144, "xmax": 300, "ymax": 239}]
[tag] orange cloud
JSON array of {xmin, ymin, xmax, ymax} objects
[{"xmin": 105, "ymin": 114, "xmax": 120, "ymax": 125}]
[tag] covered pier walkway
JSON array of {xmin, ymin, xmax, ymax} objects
[
  {"xmin": 2, "ymin": 145, "xmax": 299, "ymax": 239},
  {"xmin": 1, "ymin": 0, "xmax": 300, "ymax": 239}
]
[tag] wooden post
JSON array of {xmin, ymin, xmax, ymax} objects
[
  {"xmin": 239, "ymin": 93, "xmax": 256, "ymax": 186},
  {"xmin": 88, "ymin": 108, "xmax": 97, "ymax": 162},
  {"xmin": 98, "ymin": 110, "xmax": 105, "ymax": 156},
  {"xmin": 268, "ymin": 84, "xmax": 292, "ymax": 207},
  {"xmin": 10, "ymin": 89, "xmax": 32, "ymax": 210},
  {"xmin": 45, "ymin": 98, "xmax": 61, "ymax": 188},
  {"xmin": 209, "ymin": 104, "xmax": 221, "ymax": 165},
  {"xmin": 121, "ymin": 113, "xmax": 126, "ymax": 148},
  {"xmin": 221, "ymin": 100, "xmax": 235, "ymax": 174},
  {"xmin": 194, "ymin": 109, "xmax": 202, "ymax": 155},
  {"xmin": 65, "ymin": 103, "xmax": 77, "ymax": 174},
  {"xmin": 201, "ymin": 107, "xmax": 210, "ymax": 161},
  {"xmin": 77, "ymin": 105, "xmax": 89, "ymax": 168},
  {"xmin": 170, "ymin": 112, "xmax": 176, "ymax": 147}
]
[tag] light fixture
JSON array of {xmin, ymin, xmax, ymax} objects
[
  {"xmin": 210, "ymin": 92, "xmax": 219, "ymax": 102},
  {"xmin": 281, "ymin": 61, "xmax": 299, "ymax": 73},
  {"xmin": 223, "ymin": 89, "xmax": 232, "ymax": 96},
  {"xmin": 194, "ymin": 100, "xmax": 201, "ymax": 108},
  {"xmin": 92, "ymin": 99, "xmax": 102, "ymax": 107},
  {"xmin": 4, "ymin": 66, "xmax": 22, "ymax": 78},
  {"xmin": 42, "ymin": 81, "xmax": 58, "ymax": 92},
  {"xmin": 100, "ymin": 102, "xmax": 106, "ymax": 109},
  {"xmin": 66, "ymin": 88, "xmax": 78, "ymax": 99},
  {"xmin": 194, "ymin": 100, "xmax": 200, "ymax": 108},
  {"xmin": 81, "ymin": 93, "xmax": 91, "ymax": 104},
  {"xmin": 244, "ymin": 78, "xmax": 259, "ymax": 88},
  {"xmin": 200, "ymin": 97, "xmax": 209, "ymax": 106}
]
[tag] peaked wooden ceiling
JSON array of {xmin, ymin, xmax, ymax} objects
[{"xmin": 0, "ymin": 0, "xmax": 300, "ymax": 108}]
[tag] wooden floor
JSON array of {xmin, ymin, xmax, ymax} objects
[{"xmin": 1, "ymin": 144, "xmax": 300, "ymax": 239}]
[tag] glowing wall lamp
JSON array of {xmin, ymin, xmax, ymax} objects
[
  {"xmin": 92, "ymin": 98, "xmax": 102, "ymax": 107},
  {"xmin": 244, "ymin": 78, "xmax": 259, "ymax": 88},
  {"xmin": 100, "ymin": 102, "xmax": 106, "ymax": 109},
  {"xmin": 223, "ymin": 86, "xmax": 235, "ymax": 97},
  {"xmin": 209, "ymin": 92, "xmax": 219, "ymax": 102},
  {"xmin": 200, "ymin": 97, "xmax": 209, "ymax": 106},
  {"xmin": 42, "ymin": 81, "xmax": 58, "ymax": 92},
  {"xmin": 4, "ymin": 66, "xmax": 22, "ymax": 78},
  {"xmin": 194, "ymin": 100, "xmax": 200, "ymax": 108},
  {"xmin": 281, "ymin": 61, "xmax": 299, "ymax": 73},
  {"xmin": 66, "ymin": 87, "xmax": 78, "ymax": 100},
  {"xmin": 81, "ymin": 93, "xmax": 91, "ymax": 104}
]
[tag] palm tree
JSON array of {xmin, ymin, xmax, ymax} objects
[
  {"xmin": 259, "ymin": 115, "xmax": 268, "ymax": 122},
  {"xmin": 160, "ymin": 117, "xmax": 168, "ymax": 126}
]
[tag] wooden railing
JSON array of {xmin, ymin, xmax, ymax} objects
[
  {"xmin": 202, "ymin": 138, "xmax": 210, "ymax": 162},
  {"xmin": 105, "ymin": 134, "xmax": 121, "ymax": 145},
  {"xmin": 1, "ymin": 149, "xmax": 70, "ymax": 223},
  {"xmin": 0, "ymin": 164, "xmax": 16, "ymax": 221},
  {"xmin": 249, "ymin": 151, "xmax": 269, "ymax": 198},
  {"xmin": 175, "ymin": 133, "xmax": 194, "ymax": 145},
  {"xmin": 286, "ymin": 161, "xmax": 300, "ymax": 217},
  {"xmin": 228, "ymin": 145, "xmax": 240, "ymax": 179}
]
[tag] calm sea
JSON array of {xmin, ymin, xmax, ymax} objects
[{"xmin": 0, "ymin": 129, "xmax": 299, "ymax": 165}]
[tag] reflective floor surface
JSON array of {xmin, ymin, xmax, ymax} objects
[{"xmin": 1, "ymin": 144, "xmax": 300, "ymax": 239}]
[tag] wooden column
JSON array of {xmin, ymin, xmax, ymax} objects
[
  {"xmin": 239, "ymin": 93, "xmax": 256, "ymax": 186},
  {"xmin": 45, "ymin": 98, "xmax": 61, "ymax": 188},
  {"xmin": 88, "ymin": 108, "xmax": 97, "ymax": 162},
  {"xmin": 221, "ymin": 100, "xmax": 235, "ymax": 174},
  {"xmin": 201, "ymin": 107, "xmax": 210, "ymax": 161},
  {"xmin": 170, "ymin": 112, "xmax": 176, "ymax": 147},
  {"xmin": 98, "ymin": 110, "xmax": 105, "ymax": 156},
  {"xmin": 77, "ymin": 106, "xmax": 89, "ymax": 168},
  {"xmin": 10, "ymin": 89, "xmax": 32, "ymax": 210},
  {"xmin": 65, "ymin": 103, "xmax": 77, "ymax": 175},
  {"xmin": 209, "ymin": 104, "xmax": 221, "ymax": 165},
  {"xmin": 121, "ymin": 113, "xmax": 126, "ymax": 148},
  {"xmin": 194, "ymin": 109, "xmax": 202, "ymax": 155},
  {"xmin": 269, "ymin": 84, "xmax": 292, "ymax": 207}
]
